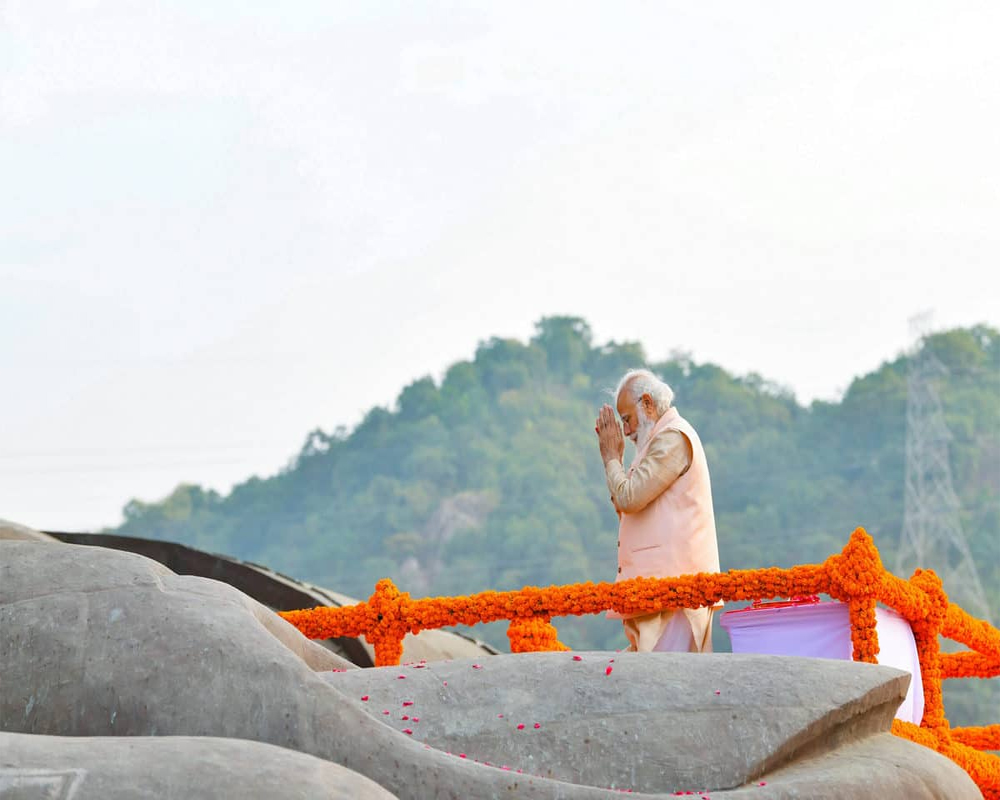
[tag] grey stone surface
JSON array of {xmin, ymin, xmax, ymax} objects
[
  {"xmin": 0, "ymin": 731, "xmax": 397, "ymax": 800},
  {"xmin": 0, "ymin": 519, "xmax": 56, "ymax": 542},
  {"xmin": 325, "ymin": 652, "xmax": 981, "ymax": 797},
  {"xmin": 1, "ymin": 540, "xmax": 981, "ymax": 799}
]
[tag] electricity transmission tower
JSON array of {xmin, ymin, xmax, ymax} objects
[{"xmin": 897, "ymin": 312, "xmax": 991, "ymax": 622}]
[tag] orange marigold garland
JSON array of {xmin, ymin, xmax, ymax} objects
[
  {"xmin": 363, "ymin": 578, "xmax": 410, "ymax": 667},
  {"xmin": 507, "ymin": 617, "xmax": 570, "ymax": 653},
  {"xmin": 944, "ymin": 603, "xmax": 1000, "ymax": 661},
  {"xmin": 942, "ymin": 651, "xmax": 1000, "ymax": 680},
  {"xmin": 909, "ymin": 568, "xmax": 950, "ymax": 730},
  {"xmin": 847, "ymin": 596, "xmax": 880, "ymax": 663},
  {"xmin": 951, "ymin": 725, "xmax": 1000, "ymax": 752}
]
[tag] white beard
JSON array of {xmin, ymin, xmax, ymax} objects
[{"xmin": 633, "ymin": 407, "xmax": 656, "ymax": 452}]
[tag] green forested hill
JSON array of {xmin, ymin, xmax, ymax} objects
[{"xmin": 111, "ymin": 318, "xmax": 999, "ymax": 725}]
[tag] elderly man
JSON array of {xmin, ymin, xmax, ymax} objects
[{"xmin": 595, "ymin": 369, "xmax": 722, "ymax": 653}]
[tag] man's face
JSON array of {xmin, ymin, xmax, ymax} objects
[{"xmin": 616, "ymin": 392, "xmax": 641, "ymax": 443}]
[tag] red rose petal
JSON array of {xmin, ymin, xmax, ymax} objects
[
  {"xmin": 402, "ymin": 715, "xmax": 409, "ymax": 720},
  {"xmin": 397, "ymin": 675, "xmax": 406, "ymax": 679},
  {"xmin": 402, "ymin": 728, "xmax": 413, "ymax": 735},
  {"xmin": 382, "ymin": 710, "xmax": 389, "ymax": 715},
  {"xmin": 572, "ymin": 655, "xmax": 582, "ymax": 661},
  {"xmin": 472, "ymin": 664, "xmax": 483, "ymax": 669},
  {"xmin": 361, "ymin": 695, "xmax": 369, "ymax": 701},
  {"xmin": 402, "ymin": 701, "xmax": 414, "ymax": 707},
  {"xmin": 606, "ymin": 666, "xmax": 613, "ymax": 675},
  {"xmin": 412, "ymin": 717, "xmax": 420, "ymax": 722},
  {"xmin": 459, "ymin": 754, "xmax": 467, "ymax": 759},
  {"xmin": 714, "ymin": 690, "xmax": 721, "ymax": 695},
  {"xmin": 533, "ymin": 723, "xmax": 541, "ymax": 729},
  {"xmin": 517, "ymin": 723, "xmax": 525, "ymax": 730},
  {"xmin": 497, "ymin": 714, "xmax": 504, "ymax": 718}
]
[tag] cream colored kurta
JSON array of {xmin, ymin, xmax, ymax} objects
[
  {"xmin": 605, "ymin": 429, "xmax": 692, "ymax": 515},
  {"xmin": 603, "ymin": 410, "xmax": 720, "ymax": 653}
]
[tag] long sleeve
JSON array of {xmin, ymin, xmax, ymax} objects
[{"xmin": 604, "ymin": 429, "xmax": 692, "ymax": 514}]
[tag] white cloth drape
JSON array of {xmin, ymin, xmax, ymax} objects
[{"xmin": 720, "ymin": 601, "xmax": 924, "ymax": 724}]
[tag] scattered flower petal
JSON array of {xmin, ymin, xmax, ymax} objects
[
  {"xmin": 382, "ymin": 710, "xmax": 389, "ymax": 715},
  {"xmin": 397, "ymin": 675, "xmax": 406, "ymax": 680},
  {"xmin": 517, "ymin": 723, "xmax": 525, "ymax": 730},
  {"xmin": 401, "ymin": 715, "xmax": 409, "ymax": 721},
  {"xmin": 606, "ymin": 665, "xmax": 614, "ymax": 676},
  {"xmin": 361, "ymin": 695, "xmax": 369, "ymax": 701},
  {"xmin": 472, "ymin": 664, "xmax": 483, "ymax": 669},
  {"xmin": 572, "ymin": 655, "xmax": 582, "ymax": 661},
  {"xmin": 459, "ymin": 754, "xmax": 467, "ymax": 759},
  {"xmin": 533, "ymin": 723, "xmax": 541, "ymax": 729},
  {"xmin": 402, "ymin": 701, "xmax": 414, "ymax": 707},
  {"xmin": 402, "ymin": 728, "xmax": 413, "ymax": 735},
  {"xmin": 412, "ymin": 717, "xmax": 419, "ymax": 722}
]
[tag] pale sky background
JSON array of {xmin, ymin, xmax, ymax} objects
[{"xmin": 2, "ymin": 0, "xmax": 998, "ymax": 533}]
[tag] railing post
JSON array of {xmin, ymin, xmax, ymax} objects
[
  {"xmin": 364, "ymin": 578, "xmax": 408, "ymax": 667},
  {"xmin": 909, "ymin": 569, "xmax": 949, "ymax": 729},
  {"xmin": 848, "ymin": 597, "xmax": 879, "ymax": 663},
  {"xmin": 507, "ymin": 616, "xmax": 569, "ymax": 653}
]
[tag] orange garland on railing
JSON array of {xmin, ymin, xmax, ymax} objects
[
  {"xmin": 950, "ymin": 725, "xmax": 1000, "ymax": 752},
  {"xmin": 507, "ymin": 616, "xmax": 570, "ymax": 653},
  {"xmin": 279, "ymin": 528, "xmax": 999, "ymax": 798}
]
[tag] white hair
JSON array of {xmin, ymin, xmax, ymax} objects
[{"xmin": 615, "ymin": 369, "xmax": 674, "ymax": 415}]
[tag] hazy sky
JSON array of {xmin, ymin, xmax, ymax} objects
[{"xmin": 2, "ymin": 1, "xmax": 998, "ymax": 532}]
